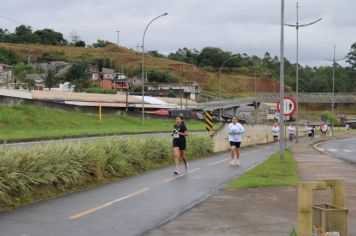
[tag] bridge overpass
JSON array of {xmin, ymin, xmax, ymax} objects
[{"xmin": 196, "ymin": 92, "xmax": 356, "ymax": 111}]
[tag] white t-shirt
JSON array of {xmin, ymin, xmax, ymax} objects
[
  {"xmin": 306, "ymin": 126, "xmax": 313, "ymax": 134},
  {"xmin": 288, "ymin": 126, "xmax": 296, "ymax": 135},
  {"xmin": 272, "ymin": 126, "xmax": 280, "ymax": 136},
  {"xmin": 227, "ymin": 123, "xmax": 245, "ymax": 142}
]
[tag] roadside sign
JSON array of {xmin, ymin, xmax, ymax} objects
[
  {"xmin": 204, "ymin": 111, "xmax": 213, "ymax": 131},
  {"xmin": 277, "ymin": 96, "xmax": 296, "ymax": 116}
]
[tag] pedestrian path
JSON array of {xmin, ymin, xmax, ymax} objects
[{"xmin": 148, "ymin": 134, "xmax": 356, "ymax": 235}]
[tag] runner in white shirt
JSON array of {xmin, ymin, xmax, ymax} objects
[
  {"xmin": 288, "ymin": 124, "xmax": 296, "ymax": 142},
  {"xmin": 271, "ymin": 123, "xmax": 280, "ymax": 142},
  {"xmin": 227, "ymin": 116, "xmax": 245, "ymax": 166}
]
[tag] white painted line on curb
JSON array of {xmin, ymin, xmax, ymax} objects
[{"xmin": 69, "ymin": 187, "xmax": 150, "ymax": 219}]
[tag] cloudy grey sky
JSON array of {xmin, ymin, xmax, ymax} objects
[{"xmin": 1, "ymin": 0, "xmax": 355, "ymax": 66}]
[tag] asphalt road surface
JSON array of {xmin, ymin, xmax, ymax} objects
[
  {"xmin": 316, "ymin": 137, "xmax": 356, "ymax": 163},
  {"xmin": 0, "ymin": 142, "xmax": 281, "ymax": 236}
]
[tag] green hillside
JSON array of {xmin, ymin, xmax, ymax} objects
[{"xmin": 0, "ymin": 104, "xmax": 206, "ymax": 142}]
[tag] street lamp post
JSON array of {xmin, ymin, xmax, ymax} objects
[
  {"xmin": 325, "ymin": 45, "xmax": 346, "ymax": 136},
  {"xmin": 279, "ymin": 0, "xmax": 285, "ymax": 160},
  {"xmin": 116, "ymin": 30, "xmax": 120, "ymax": 45},
  {"xmin": 219, "ymin": 55, "xmax": 239, "ymax": 122},
  {"xmin": 285, "ymin": 2, "xmax": 321, "ymax": 143},
  {"xmin": 141, "ymin": 13, "xmax": 168, "ymax": 124}
]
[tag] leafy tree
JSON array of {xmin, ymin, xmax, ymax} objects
[
  {"xmin": 64, "ymin": 61, "xmax": 89, "ymax": 92},
  {"xmin": 14, "ymin": 25, "xmax": 39, "ymax": 43},
  {"xmin": 147, "ymin": 50, "xmax": 165, "ymax": 58},
  {"xmin": 43, "ymin": 69, "xmax": 57, "ymax": 90},
  {"xmin": 74, "ymin": 40, "xmax": 86, "ymax": 47},
  {"xmin": 147, "ymin": 70, "xmax": 178, "ymax": 83},
  {"xmin": 97, "ymin": 58, "xmax": 114, "ymax": 69},
  {"xmin": 92, "ymin": 39, "xmax": 110, "ymax": 48},
  {"xmin": 34, "ymin": 28, "xmax": 68, "ymax": 45},
  {"xmin": 346, "ymin": 42, "xmax": 356, "ymax": 69},
  {"xmin": 0, "ymin": 47, "xmax": 21, "ymax": 65}
]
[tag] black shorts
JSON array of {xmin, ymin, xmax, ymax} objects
[
  {"xmin": 173, "ymin": 140, "xmax": 186, "ymax": 150},
  {"xmin": 230, "ymin": 141, "xmax": 241, "ymax": 148}
]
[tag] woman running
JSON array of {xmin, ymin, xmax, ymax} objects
[{"xmin": 172, "ymin": 115, "xmax": 189, "ymax": 174}]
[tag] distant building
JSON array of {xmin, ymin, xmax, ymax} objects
[
  {"xmin": 88, "ymin": 66, "xmax": 128, "ymax": 91},
  {"xmin": 0, "ymin": 63, "xmax": 13, "ymax": 87},
  {"xmin": 146, "ymin": 82, "xmax": 200, "ymax": 100},
  {"xmin": 26, "ymin": 74, "xmax": 45, "ymax": 90},
  {"xmin": 34, "ymin": 61, "xmax": 71, "ymax": 77}
]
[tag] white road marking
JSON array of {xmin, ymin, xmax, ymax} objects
[
  {"xmin": 327, "ymin": 148, "xmax": 338, "ymax": 152},
  {"xmin": 343, "ymin": 149, "xmax": 352, "ymax": 153},
  {"xmin": 69, "ymin": 187, "xmax": 150, "ymax": 219},
  {"xmin": 162, "ymin": 168, "xmax": 200, "ymax": 183},
  {"xmin": 207, "ymin": 159, "xmax": 228, "ymax": 166}
]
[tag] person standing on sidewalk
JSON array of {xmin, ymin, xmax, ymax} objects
[
  {"xmin": 227, "ymin": 116, "xmax": 245, "ymax": 166},
  {"xmin": 272, "ymin": 123, "xmax": 280, "ymax": 142},
  {"xmin": 172, "ymin": 115, "xmax": 189, "ymax": 174}
]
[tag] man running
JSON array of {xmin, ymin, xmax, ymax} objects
[{"xmin": 227, "ymin": 116, "xmax": 245, "ymax": 166}]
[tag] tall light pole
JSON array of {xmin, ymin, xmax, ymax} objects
[
  {"xmin": 116, "ymin": 30, "xmax": 120, "ymax": 45},
  {"xmin": 219, "ymin": 55, "xmax": 239, "ymax": 122},
  {"xmin": 141, "ymin": 13, "xmax": 168, "ymax": 124},
  {"xmin": 279, "ymin": 0, "xmax": 285, "ymax": 160},
  {"xmin": 285, "ymin": 2, "xmax": 321, "ymax": 143},
  {"xmin": 325, "ymin": 45, "xmax": 346, "ymax": 135}
]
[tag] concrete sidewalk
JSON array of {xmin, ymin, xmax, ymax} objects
[{"xmin": 147, "ymin": 134, "xmax": 356, "ymax": 235}]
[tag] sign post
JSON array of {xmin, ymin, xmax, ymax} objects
[{"xmin": 277, "ymin": 96, "xmax": 296, "ymax": 116}]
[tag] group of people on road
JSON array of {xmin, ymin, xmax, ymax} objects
[{"xmin": 171, "ymin": 115, "xmax": 245, "ymax": 175}]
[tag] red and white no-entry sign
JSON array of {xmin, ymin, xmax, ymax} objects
[{"xmin": 277, "ymin": 96, "xmax": 296, "ymax": 116}]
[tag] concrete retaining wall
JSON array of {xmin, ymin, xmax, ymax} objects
[{"xmin": 212, "ymin": 123, "xmax": 307, "ymax": 152}]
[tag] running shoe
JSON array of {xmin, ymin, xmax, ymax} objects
[
  {"xmin": 236, "ymin": 159, "xmax": 240, "ymax": 165},
  {"xmin": 174, "ymin": 170, "xmax": 180, "ymax": 175},
  {"xmin": 185, "ymin": 163, "xmax": 189, "ymax": 173}
]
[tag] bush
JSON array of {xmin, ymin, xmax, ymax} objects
[{"xmin": 0, "ymin": 135, "xmax": 212, "ymax": 207}]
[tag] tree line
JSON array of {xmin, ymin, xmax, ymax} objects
[
  {"xmin": 165, "ymin": 45, "xmax": 356, "ymax": 93},
  {"xmin": 0, "ymin": 25, "xmax": 110, "ymax": 48}
]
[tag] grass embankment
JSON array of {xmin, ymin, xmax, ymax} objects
[
  {"xmin": 0, "ymin": 104, "xmax": 208, "ymax": 142},
  {"xmin": 225, "ymin": 149, "xmax": 298, "ymax": 189},
  {"xmin": 0, "ymin": 135, "xmax": 212, "ymax": 210}
]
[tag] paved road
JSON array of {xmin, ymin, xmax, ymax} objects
[
  {"xmin": 316, "ymin": 137, "xmax": 356, "ymax": 163},
  {"xmin": 0, "ymin": 143, "xmax": 280, "ymax": 236}
]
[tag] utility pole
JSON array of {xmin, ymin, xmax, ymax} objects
[
  {"xmin": 116, "ymin": 30, "xmax": 120, "ymax": 45},
  {"xmin": 279, "ymin": 0, "xmax": 285, "ymax": 160},
  {"xmin": 285, "ymin": 2, "xmax": 321, "ymax": 143},
  {"xmin": 325, "ymin": 45, "xmax": 346, "ymax": 136}
]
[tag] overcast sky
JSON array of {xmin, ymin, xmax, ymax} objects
[{"xmin": 1, "ymin": 0, "xmax": 355, "ymax": 66}]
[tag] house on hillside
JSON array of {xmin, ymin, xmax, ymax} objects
[
  {"xmin": 26, "ymin": 74, "xmax": 45, "ymax": 90},
  {"xmin": 88, "ymin": 66, "xmax": 129, "ymax": 91},
  {"xmin": 0, "ymin": 63, "xmax": 13, "ymax": 87},
  {"xmin": 146, "ymin": 82, "xmax": 200, "ymax": 100}
]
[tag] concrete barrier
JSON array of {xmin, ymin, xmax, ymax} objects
[{"xmin": 212, "ymin": 123, "xmax": 307, "ymax": 153}]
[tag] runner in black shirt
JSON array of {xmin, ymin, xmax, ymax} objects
[{"xmin": 172, "ymin": 115, "xmax": 189, "ymax": 174}]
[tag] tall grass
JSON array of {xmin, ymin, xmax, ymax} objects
[{"xmin": 0, "ymin": 135, "xmax": 212, "ymax": 208}]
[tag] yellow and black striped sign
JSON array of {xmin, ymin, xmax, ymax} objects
[{"xmin": 204, "ymin": 111, "xmax": 213, "ymax": 131}]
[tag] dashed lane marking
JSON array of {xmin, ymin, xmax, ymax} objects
[
  {"xmin": 343, "ymin": 149, "xmax": 352, "ymax": 153},
  {"xmin": 162, "ymin": 168, "xmax": 200, "ymax": 183},
  {"xmin": 69, "ymin": 187, "xmax": 150, "ymax": 220},
  {"xmin": 207, "ymin": 158, "xmax": 228, "ymax": 166},
  {"xmin": 327, "ymin": 148, "xmax": 337, "ymax": 152}
]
